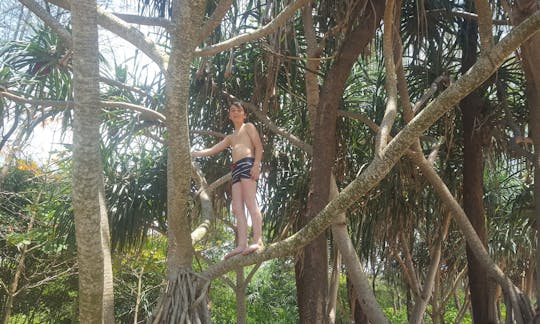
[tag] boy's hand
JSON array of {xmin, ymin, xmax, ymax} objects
[{"xmin": 250, "ymin": 166, "xmax": 260, "ymax": 180}]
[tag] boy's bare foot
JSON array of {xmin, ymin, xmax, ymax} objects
[
  {"xmin": 224, "ymin": 246, "xmax": 245, "ymax": 259},
  {"xmin": 241, "ymin": 242, "xmax": 264, "ymax": 256}
]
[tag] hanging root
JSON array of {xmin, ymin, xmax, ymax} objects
[
  {"xmin": 148, "ymin": 269, "xmax": 210, "ymax": 324},
  {"xmin": 502, "ymin": 280, "xmax": 534, "ymax": 324}
]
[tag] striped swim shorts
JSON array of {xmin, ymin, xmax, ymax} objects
[{"xmin": 231, "ymin": 157, "xmax": 255, "ymax": 184}]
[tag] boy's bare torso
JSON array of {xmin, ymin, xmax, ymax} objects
[{"xmin": 228, "ymin": 124, "xmax": 255, "ymax": 162}]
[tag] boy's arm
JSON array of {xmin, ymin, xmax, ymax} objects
[
  {"xmin": 192, "ymin": 136, "xmax": 230, "ymax": 158},
  {"xmin": 245, "ymin": 123, "xmax": 263, "ymax": 177}
]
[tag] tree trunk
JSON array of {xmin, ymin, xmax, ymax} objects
[
  {"xmin": 296, "ymin": 2, "xmax": 385, "ymax": 322},
  {"xmin": 71, "ymin": 0, "xmax": 114, "ymax": 322},
  {"xmin": 510, "ymin": 1, "xmax": 540, "ymax": 318},
  {"xmin": 347, "ymin": 276, "xmax": 369, "ymax": 324},
  {"xmin": 459, "ymin": 2, "xmax": 497, "ymax": 322},
  {"xmin": 235, "ymin": 269, "xmax": 248, "ymax": 324},
  {"xmin": 149, "ymin": 0, "xmax": 210, "ymax": 322},
  {"xmin": 327, "ymin": 246, "xmax": 341, "ymax": 323},
  {"xmin": 2, "ymin": 230, "xmax": 31, "ymax": 324}
]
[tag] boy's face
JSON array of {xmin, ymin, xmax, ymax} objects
[{"xmin": 229, "ymin": 104, "xmax": 246, "ymax": 122}]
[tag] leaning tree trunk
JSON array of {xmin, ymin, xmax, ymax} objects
[
  {"xmin": 459, "ymin": 1, "xmax": 498, "ymax": 322},
  {"xmin": 71, "ymin": 0, "xmax": 115, "ymax": 322},
  {"xmin": 510, "ymin": 1, "xmax": 540, "ymax": 318},
  {"xmin": 148, "ymin": 0, "xmax": 210, "ymax": 323}
]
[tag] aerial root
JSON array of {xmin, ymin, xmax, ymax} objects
[{"xmin": 148, "ymin": 269, "xmax": 210, "ymax": 324}]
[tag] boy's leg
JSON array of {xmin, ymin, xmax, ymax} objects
[
  {"xmin": 225, "ymin": 182, "xmax": 248, "ymax": 259},
  {"xmin": 240, "ymin": 178, "xmax": 263, "ymax": 255}
]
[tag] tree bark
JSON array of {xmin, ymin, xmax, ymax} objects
[
  {"xmin": 330, "ymin": 176, "xmax": 389, "ymax": 324},
  {"xmin": 510, "ymin": 1, "xmax": 540, "ymax": 318},
  {"xmin": 235, "ymin": 269, "xmax": 248, "ymax": 324},
  {"xmin": 148, "ymin": 0, "xmax": 210, "ymax": 322},
  {"xmin": 296, "ymin": 2, "xmax": 385, "ymax": 322},
  {"xmin": 71, "ymin": 0, "xmax": 115, "ymax": 322},
  {"xmin": 459, "ymin": 1, "xmax": 497, "ymax": 321}
]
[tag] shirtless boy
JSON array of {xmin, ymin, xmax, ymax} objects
[{"xmin": 192, "ymin": 101, "xmax": 264, "ymax": 259}]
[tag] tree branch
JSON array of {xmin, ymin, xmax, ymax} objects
[
  {"xmin": 375, "ymin": 0, "xmax": 399, "ymax": 155},
  {"xmin": 195, "ymin": 0, "xmax": 311, "ymax": 57},
  {"xmin": 20, "ymin": 0, "xmax": 73, "ymax": 47},
  {"xmin": 46, "ymin": 0, "xmax": 168, "ymax": 71},
  {"xmin": 198, "ymin": 0, "xmax": 233, "ymax": 44},
  {"xmin": 0, "ymin": 89, "xmax": 166, "ymax": 122},
  {"xmin": 111, "ymin": 13, "xmax": 170, "ymax": 28},
  {"xmin": 474, "ymin": 0, "xmax": 495, "ymax": 50},
  {"xmin": 190, "ymin": 162, "xmax": 215, "ymax": 244}
]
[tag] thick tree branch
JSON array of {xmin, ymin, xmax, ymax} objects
[
  {"xmin": 111, "ymin": 13, "xmax": 170, "ymax": 28},
  {"xmin": 198, "ymin": 0, "xmax": 233, "ymax": 44},
  {"xmin": 195, "ymin": 0, "xmax": 311, "ymax": 57}
]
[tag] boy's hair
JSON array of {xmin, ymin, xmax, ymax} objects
[{"xmin": 229, "ymin": 101, "xmax": 246, "ymax": 114}]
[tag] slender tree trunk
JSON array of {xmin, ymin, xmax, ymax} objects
[
  {"xmin": 459, "ymin": 2, "xmax": 497, "ymax": 321},
  {"xmin": 71, "ymin": 0, "xmax": 114, "ymax": 322},
  {"xmin": 330, "ymin": 177, "xmax": 388, "ymax": 324},
  {"xmin": 133, "ymin": 266, "xmax": 145, "ymax": 324},
  {"xmin": 235, "ymin": 269, "xmax": 248, "ymax": 324},
  {"xmin": 327, "ymin": 246, "xmax": 341, "ymax": 323},
  {"xmin": 2, "ymin": 222, "xmax": 33, "ymax": 324},
  {"xmin": 347, "ymin": 277, "xmax": 369, "ymax": 323}
]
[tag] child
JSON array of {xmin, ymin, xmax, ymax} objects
[{"xmin": 192, "ymin": 101, "xmax": 264, "ymax": 259}]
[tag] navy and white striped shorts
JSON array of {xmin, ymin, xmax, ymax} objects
[{"xmin": 231, "ymin": 157, "xmax": 255, "ymax": 184}]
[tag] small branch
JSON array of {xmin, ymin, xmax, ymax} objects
[
  {"xmin": 390, "ymin": 247, "xmax": 420, "ymax": 296},
  {"xmin": 101, "ymin": 101, "xmax": 165, "ymax": 122},
  {"xmin": 426, "ymin": 9, "xmax": 510, "ymax": 25},
  {"xmin": 375, "ymin": 0, "xmax": 399, "ymax": 156},
  {"xmin": 245, "ymin": 262, "xmax": 262, "ymax": 283},
  {"xmin": 191, "ymin": 162, "xmax": 216, "ymax": 244},
  {"xmin": 191, "ymin": 130, "xmax": 227, "ymax": 138},
  {"xmin": 413, "ymin": 75, "xmax": 451, "ymax": 114},
  {"xmin": 399, "ymin": 232, "xmax": 422, "ymax": 295},
  {"xmin": 99, "ymin": 77, "xmax": 155, "ymax": 100},
  {"xmin": 0, "ymin": 90, "xmax": 72, "ymax": 109},
  {"xmin": 0, "ymin": 89, "xmax": 165, "ymax": 123},
  {"xmin": 337, "ymin": 110, "xmax": 380, "ymax": 133},
  {"xmin": 199, "ymin": 173, "xmax": 231, "ymax": 195}
]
